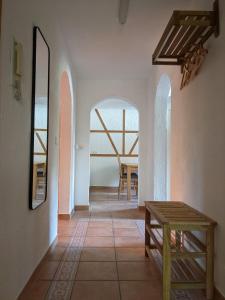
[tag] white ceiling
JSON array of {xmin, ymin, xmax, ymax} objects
[{"xmin": 56, "ymin": 0, "xmax": 212, "ymax": 79}]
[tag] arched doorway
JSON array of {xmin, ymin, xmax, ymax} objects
[
  {"xmin": 58, "ymin": 71, "xmax": 72, "ymax": 216},
  {"xmin": 89, "ymin": 98, "xmax": 139, "ymax": 207},
  {"xmin": 154, "ymin": 74, "xmax": 171, "ymax": 201}
]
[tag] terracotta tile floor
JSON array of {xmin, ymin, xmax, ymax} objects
[{"xmin": 19, "ymin": 189, "xmax": 208, "ymax": 300}]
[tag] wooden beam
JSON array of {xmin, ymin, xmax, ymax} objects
[
  {"xmin": 35, "ymin": 132, "xmax": 47, "ymax": 153},
  {"xmin": 90, "ymin": 130, "xmax": 138, "ymax": 133},
  {"xmin": 95, "ymin": 109, "xmax": 119, "ymax": 155},
  {"xmin": 128, "ymin": 136, "xmax": 139, "ymax": 155},
  {"xmin": 122, "ymin": 109, "xmax": 125, "ymax": 155},
  {"xmin": 35, "ymin": 128, "xmax": 47, "ymax": 132},
  {"xmin": 90, "ymin": 154, "xmax": 138, "ymax": 158},
  {"xmin": 34, "ymin": 152, "xmax": 46, "ymax": 156}
]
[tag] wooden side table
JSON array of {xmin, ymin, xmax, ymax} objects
[{"xmin": 145, "ymin": 201, "xmax": 217, "ymax": 300}]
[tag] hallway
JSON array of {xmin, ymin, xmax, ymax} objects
[{"xmin": 19, "ymin": 191, "xmax": 207, "ymax": 300}]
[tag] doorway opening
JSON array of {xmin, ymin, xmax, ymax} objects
[
  {"xmin": 58, "ymin": 71, "xmax": 73, "ymax": 217},
  {"xmin": 154, "ymin": 74, "xmax": 171, "ymax": 201},
  {"xmin": 89, "ymin": 98, "xmax": 139, "ymax": 212}
]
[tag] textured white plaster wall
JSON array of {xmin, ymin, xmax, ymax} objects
[
  {"xmin": 75, "ymin": 79, "xmax": 154, "ymax": 206},
  {"xmin": 150, "ymin": 1, "xmax": 225, "ymax": 295},
  {"xmin": 154, "ymin": 75, "xmax": 171, "ymax": 200},
  {"xmin": 0, "ymin": 1, "xmax": 77, "ymax": 299}
]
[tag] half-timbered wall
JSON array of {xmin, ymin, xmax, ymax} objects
[{"xmin": 90, "ymin": 105, "xmax": 139, "ymax": 187}]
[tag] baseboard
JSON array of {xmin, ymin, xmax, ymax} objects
[
  {"xmin": 75, "ymin": 205, "xmax": 89, "ymax": 211},
  {"xmin": 90, "ymin": 186, "xmax": 118, "ymax": 192},
  {"xmin": 58, "ymin": 208, "xmax": 75, "ymax": 220}
]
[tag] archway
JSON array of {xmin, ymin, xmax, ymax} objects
[
  {"xmin": 89, "ymin": 98, "xmax": 139, "ymax": 207},
  {"xmin": 58, "ymin": 71, "xmax": 72, "ymax": 216},
  {"xmin": 154, "ymin": 74, "xmax": 171, "ymax": 200}
]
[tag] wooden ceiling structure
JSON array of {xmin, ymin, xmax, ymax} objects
[{"xmin": 152, "ymin": 0, "xmax": 220, "ymax": 66}]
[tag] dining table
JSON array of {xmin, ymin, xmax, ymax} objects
[{"xmin": 121, "ymin": 163, "xmax": 138, "ymax": 200}]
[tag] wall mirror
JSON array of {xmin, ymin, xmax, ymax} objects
[{"xmin": 29, "ymin": 26, "xmax": 50, "ymax": 209}]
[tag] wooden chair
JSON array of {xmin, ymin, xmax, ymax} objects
[
  {"xmin": 117, "ymin": 155, "xmax": 127, "ymax": 200},
  {"xmin": 117, "ymin": 156, "xmax": 138, "ymax": 200}
]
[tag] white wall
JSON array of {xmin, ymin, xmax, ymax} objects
[
  {"xmin": 149, "ymin": 0, "xmax": 225, "ymax": 295},
  {"xmin": 0, "ymin": 1, "xmax": 77, "ymax": 299},
  {"xmin": 154, "ymin": 75, "xmax": 171, "ymax": 200},
  {"xmin": 90, "ymin": 105, "xmax": 139, "ymax": 187},
  {"xmin": 75, "ymin": 79, "xmax": 154, "ymax": 206}
]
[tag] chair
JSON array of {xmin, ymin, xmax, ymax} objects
[
  {"xmin": 117, "ymin": 155, "xmax": 127, "ymax": 200},
  {"xmin": 117, "ymin": 156, "xmax": 138, "ymax": 200}
]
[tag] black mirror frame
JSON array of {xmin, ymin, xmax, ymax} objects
[{"xmin": 29, "ymin": 26, "xmax": 50, "ymax": 210}]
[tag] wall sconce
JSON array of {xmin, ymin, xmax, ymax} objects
[{"xmin": 12, "ymin": 39, "xmax": 23, "ymax": 101}]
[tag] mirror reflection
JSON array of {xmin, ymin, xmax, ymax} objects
[{"xmin": 29, "ymin": 27, "xmax": 50, "ymax": 209}]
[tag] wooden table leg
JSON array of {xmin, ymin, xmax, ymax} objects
[
  {"xmin": 145, "ymin": 208, "xmax": 150, "ymax": 257},
  {"xmin": 163, "ymin": 224, "xmax": 171, "ymax": 300},
  {"xmin": 127, "ymin": 166, "xmax": 131, "ymax": 200},
  {"xmin": 206, "ymin": 227, "xmax": 214, "ymax": 300}
]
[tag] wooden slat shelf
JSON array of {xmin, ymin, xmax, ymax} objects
[
  {"xmin": 145, "ymin": 201, "xmax": 217, "ymax": 300},
  {"xmin": 152, "ymin": 0, "xmax": 219, "ymax": 66}
]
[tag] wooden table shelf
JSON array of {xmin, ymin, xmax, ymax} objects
[{"xmin": 145, "ymin": 201, "xmax": 217, "ymax": 300}]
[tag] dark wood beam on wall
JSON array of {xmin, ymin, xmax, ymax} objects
[
  {"xmin": 128, "ymin": 136, "xmax": 139, "ymax": 155},
  {"xmin": 90, "ymin": 154, "xmax": 138, "ymax": 158},
  {"xmin": 90, "ymin": 130, "xmax": 138, "ymax": 134},
  {"xmin": 95, "ymin": 109, "xmax": 119, "ymax": 156}
]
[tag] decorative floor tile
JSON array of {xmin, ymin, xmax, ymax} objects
[
  {"xmin": 73, "ymin": 221, "xmax": 88, "ymax": 237},
  {"xmin": 46, "ymin": 281, "xmax": 73, "ymax": 300},
  {"xmin": 71, "ymin": 236, "xmax": 85, "ymax": 247},
  {"xmin": 54, "ymin": 261, "xmax": 78, "ymax": 280},
  {"xmin": 62, "ymin": 247, "xmax": 81, "ymax": 261}
]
